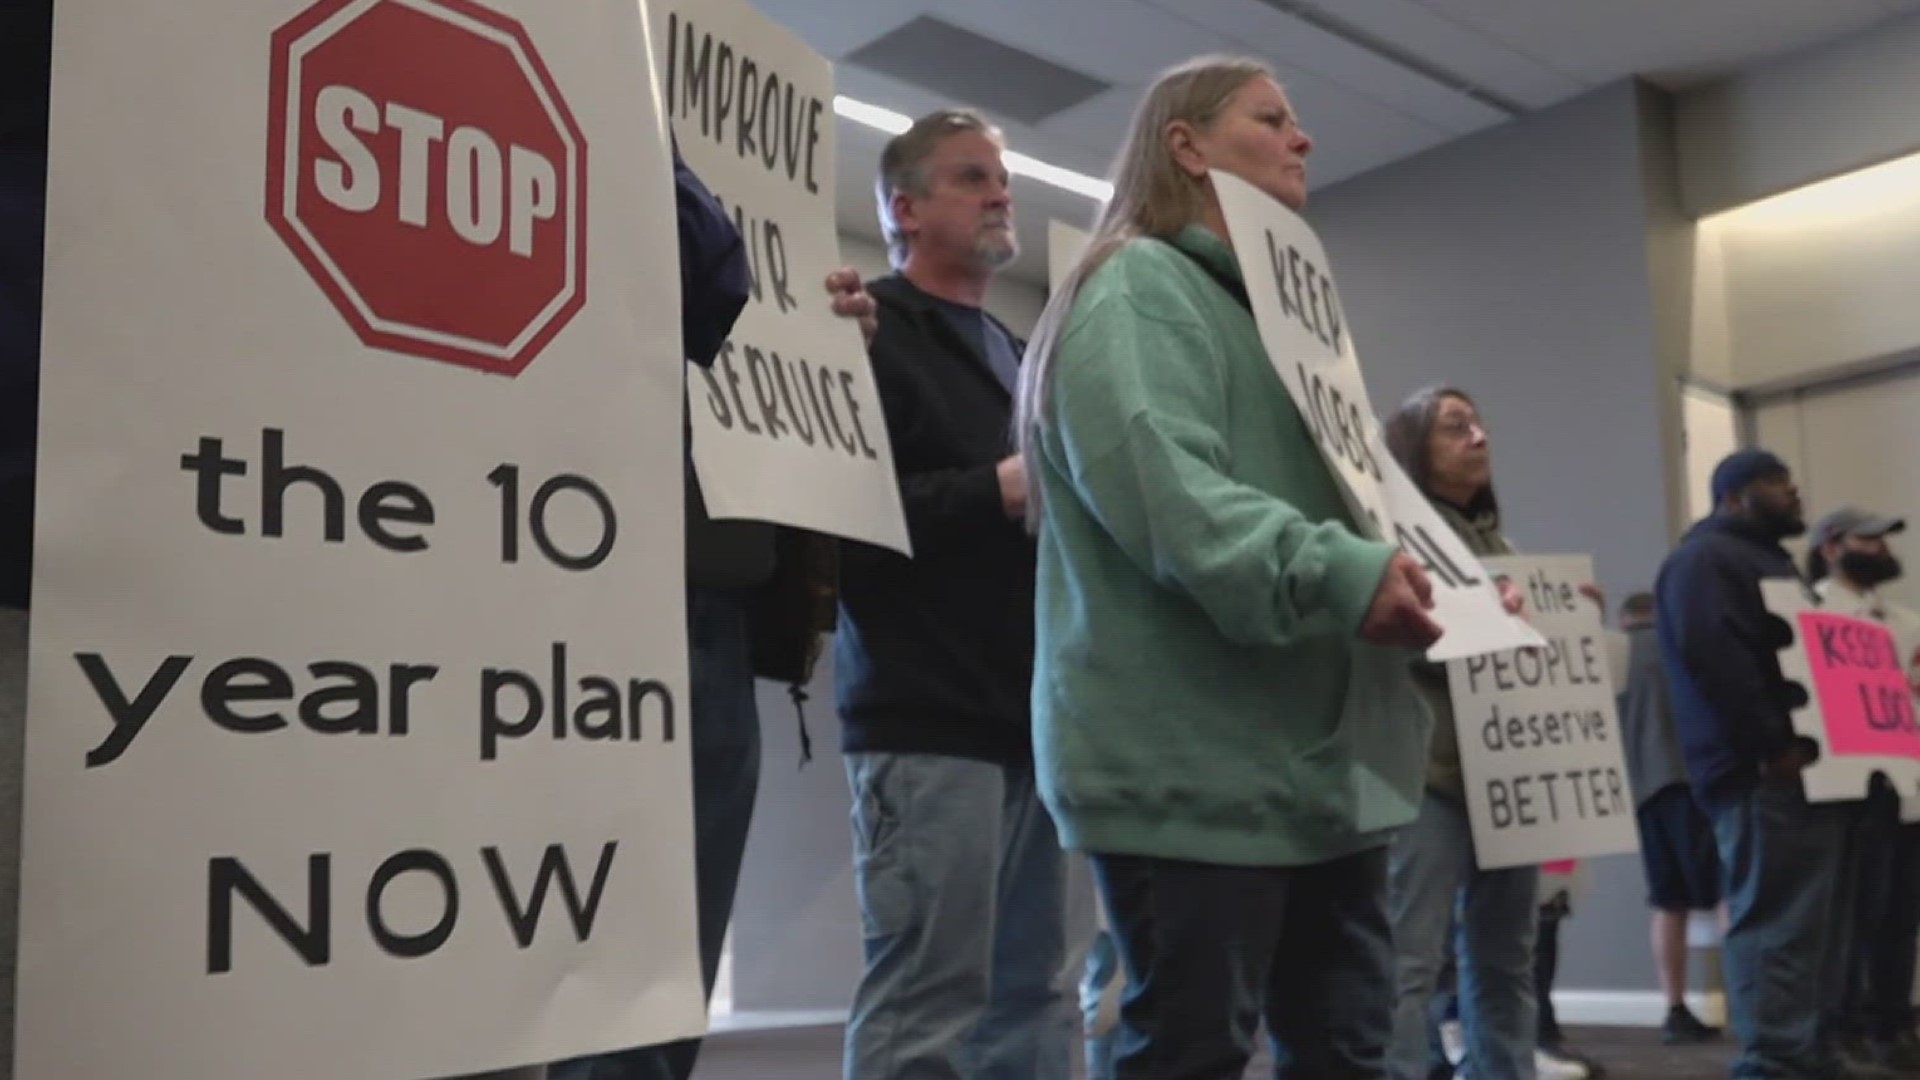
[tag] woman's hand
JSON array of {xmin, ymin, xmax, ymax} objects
[
  {"xmin": 1579, "ymin": 582, "xmax": 1605, "ymax": 614},
  {"xmin": 1497, "ymin": 576, "xmax": 1525, "ymax": 617}
]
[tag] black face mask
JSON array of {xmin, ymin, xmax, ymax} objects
[{"xmin": 1839, "ymin": 550, "xmax": 1903, "ymax": 588}]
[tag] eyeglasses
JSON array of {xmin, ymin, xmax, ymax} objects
[{"xmin": 1435, "ymin": 417, "xmax": 1487, "ymax": 440}]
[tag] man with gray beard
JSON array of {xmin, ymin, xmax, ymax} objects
[{"xmin": 833, "ymin": 109, "xmax": 1070, "ymax": 1080}]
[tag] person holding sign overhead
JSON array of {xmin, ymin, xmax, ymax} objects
[
  {"xmin": 1380, "ymin": 387, "xmax": 1543, "ymax": 1080},
  {"xmin": 1655, "ymin": 449, "xmax": 1846, "ymax": 1080},
  {"xmin": 1013, "ymin": 55, "xmax": 1442, "ymax": 1078},
  {"xmin": 835, "ymin": 108, "xmax": 1071, "ymax": 1080}
]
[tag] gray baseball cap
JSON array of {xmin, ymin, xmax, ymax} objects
[{"xmin": 1810, "ymin": 506, "xmax": 1907, "ymax": 548}]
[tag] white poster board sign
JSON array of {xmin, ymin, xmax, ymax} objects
[
  {"xmin": 1211, "ymin": 170, "xmax": 1541, "ymax": 661},
  {"xmin": 1450, "ymin": 556, "xmax": 1639, "ymax": 869},
  {"xmin": 23, "ymin": 2, "xmax": 700, "ymax": 1077},
  {"xmin": 656, "ymin": 0, "xmax": 910, "ymax": 554}
]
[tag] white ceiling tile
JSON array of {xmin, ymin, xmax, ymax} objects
[
  {"xmin": 1029, "ymin": 91, "xmax": 1137, "ymax": 173},
  {"xmin": 1414, "ymin": 0, "xmax": 1920, "ymax": 88},
  {"xmin": 1270, "ymin": 0, "xmax": 1587, "ymax": 106},
  {"xmin": 1277, "ymin": 77, "xmax": 1490, "ymax": 186},
  {"xmin": 923, "ymin": 0, "xmax": 1237, "ymax": 85},
  {"xmin": 1029, "ymin": 66, "xmax": 1493, "ymax": 192},
  {"xmin": 1137, "ymin": 0, "xmax": 1516, "ymax": 132},
  {"xmin": 834, "ymin": 65, "xmax": 1116, "ymax": 176},
  {"xmin": 726, "ymin": 0, "xmax": 926, "ymax": 57}
]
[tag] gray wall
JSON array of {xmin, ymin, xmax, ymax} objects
[
  {"xmin": 734, "ymin": 657, "xmax": 860, "ymax": 1011},
  {"xmin": 1677, "ymin": 10, "xmax": 1920, "ymax": 217},
  {"xmin": 1637, "ymin": 84, "xmax": 1700, "ymax": 542},
  {"xmin": 1310, "ymin": 80, "xmax": 1682, "ymax": 995},
  {"xmin": 729, "ymin": 240, "xmax": 1049, "ymax": 1013}
]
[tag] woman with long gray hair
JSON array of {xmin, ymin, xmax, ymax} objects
[
  {"xmin": 1381, "ymin": 386, "xmax": 1543, "ymax": 1080},
  {"xmin": 1012, "ymin": 54, "xmax": 1442, "ymax": 1077}
]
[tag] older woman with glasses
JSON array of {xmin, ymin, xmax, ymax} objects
[{"xmin": 1382, "ymin": 386, "xmax": 1542, "ymax": 1080}]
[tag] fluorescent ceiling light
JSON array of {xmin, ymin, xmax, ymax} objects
[
  {"xmin": 833, "ymin": 94, "xmax": 1113, "ymax": 202},
  {"xmin": 832, "ymin": 95, "xmax": 911, "ymax": 135},
  {"xmin": 1004, "ymin": 150, "xmax": 1114, "ymax": 201}
]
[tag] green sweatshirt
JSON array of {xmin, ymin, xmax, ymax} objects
[
  {"xmin": 1032, "ymin": 225, "xmax": 1431, "ymax": 868},
  {"xmin": 1414, "ymin": 500, "xmax": 1514, "ymax": 799}
]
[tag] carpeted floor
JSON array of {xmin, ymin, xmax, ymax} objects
[{"xmin": 691, "ymin": 1024, "xmax": 1729, "ymax": 1078}]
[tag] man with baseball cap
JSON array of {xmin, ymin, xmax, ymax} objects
[
  {"xmin": 1656, "ymin": 449, "xmax": 1852, "ymax": 1079},
  {"xmin": 1809, "ymin": 508, "xmax": 1909, "ymax": 607},
  {"xmin": 1808, "ymin": 506, "xmax": 1920, "ymax": 1075}
]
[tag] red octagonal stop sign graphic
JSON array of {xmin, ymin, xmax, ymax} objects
[{"xmin": 267, "ymin": 0, "xmax": 587, "ymax": 377}]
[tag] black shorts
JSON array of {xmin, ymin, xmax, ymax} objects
[{"xmin": 1637, "ymin": 784, "xmax": 1722, "ymax": 911}]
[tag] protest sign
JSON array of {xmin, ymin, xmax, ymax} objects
[
  {"xmin": 1799, "ymin": 610, "xmax": 1920, "ymax": 758},
  {"xmin": 1764, "ymin": 580, "xmax": 1920, "ymax": 806},
  {"xmin": 655, "ymin": 0, "xmax": 910, "ymax": 553},
  {"xmin": 23, "ymin": 2, "xmax": 700, "ymax": 1076},
  {"xmin": 1450, "ymin": 556, "xmax": 1639, "ymax": 869},
  {"xmin": 1211, "ymin": 170, "xmax": 1540, "ymax": 660}
]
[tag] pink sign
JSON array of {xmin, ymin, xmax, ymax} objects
[{"xmin": 1799, "ymin": 611, "xmax": 1920, "ymax": 759}]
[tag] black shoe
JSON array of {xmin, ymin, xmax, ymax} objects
[
  {"xmin": 1839, "ymin": 1034, "xmax": 1899, "ymax": 1078},
  {"xmin": 1663, "ymin": 1004, "xmax": 1722, "ymax": 1045},
  {"xmin": 1865, "ymin": 1033, "xmax": 1920, "ymax": 1078}
]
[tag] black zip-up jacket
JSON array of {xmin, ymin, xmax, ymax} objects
[
  {"xmin": 0, "ymin": 0, "xmax": 52, "ymax": 610},
  {"xmin": 834, "ymin": 274, "xmax": 1036, "ymax": 765},
  {"xmin": 1655, "ymin": 513, "xmax": 1809, "ymax": 802}
]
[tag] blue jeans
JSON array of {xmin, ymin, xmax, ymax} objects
[
  {"xmin": 550, "ymin": 590, "xmax": 763, "ymax": 1080},
  {"xmin": 1709, "ymin": 777, "xmax": 1848, "ymax": 1079},
  {"xmin": 843, "ymin": 753, "xmax": 1070, "ymax": 1080},
  {"xmin": 1091, "ymin": 846, "xmax": 1395, "ymax": 1079},
  {"xmin": 1082, "ymin": 928, "xmax": 1121, "ymax": 1080},
  {"xmin": 1387, "ymin": 794, "xmax": 1538, "ymax": 1080}
]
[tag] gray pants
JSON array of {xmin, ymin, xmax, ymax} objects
[
  {"xmin": 842, "ymin": 752, "xmax": 1071, "ymax": 1080},
  {"xmin": 0, "ymin": 609, "xmax": 22, "ymax": 1080}
]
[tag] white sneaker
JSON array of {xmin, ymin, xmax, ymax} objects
[
  {"xmin": 1535, "ymin": 1047, "xmax": 1591, "ymax": 1080},
  {"xmin": 1440, "ymin": 1020, "xmax": 1466, "ymax": 1066}
]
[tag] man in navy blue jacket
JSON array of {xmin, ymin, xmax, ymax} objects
[{"xmin": 1655, "ymin": 449, "xmax": 1845, "ymax": 1080}]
